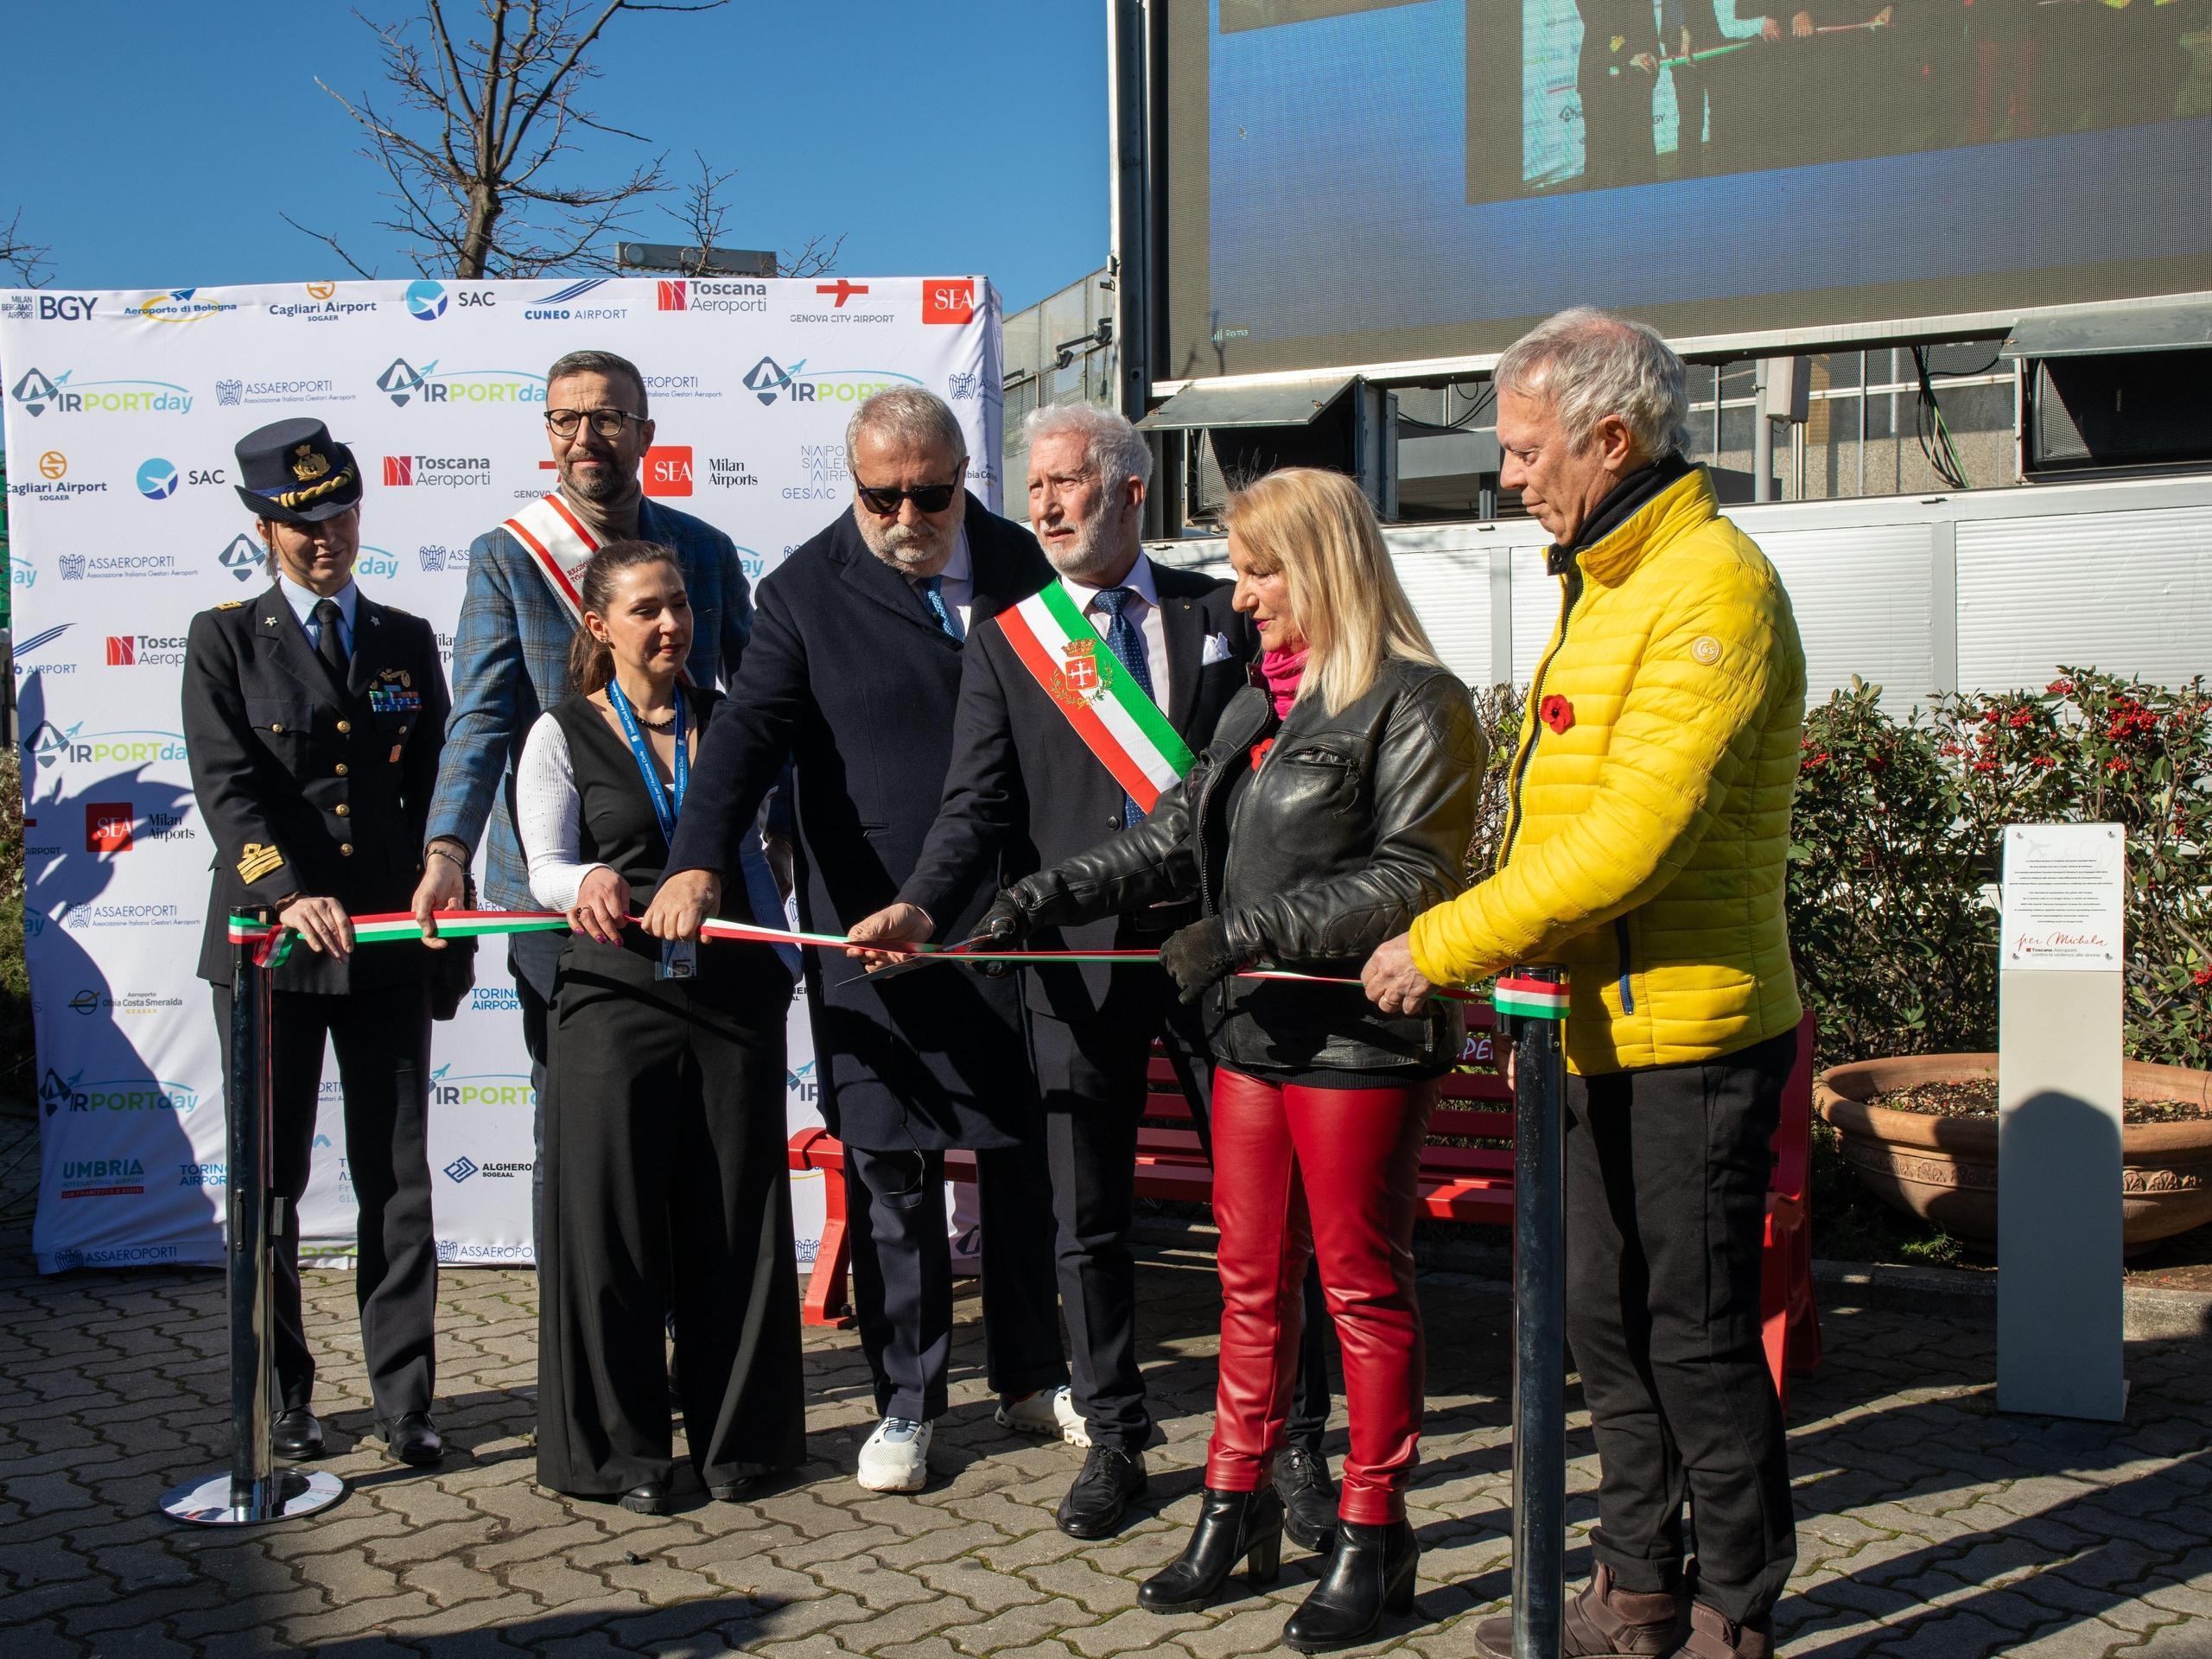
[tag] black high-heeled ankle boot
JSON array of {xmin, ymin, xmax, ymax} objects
[
  {"xmin": 1136, "ymin": 1486, "xmax": 1286, "ymax": 1611},
  {"xmin": 1281, "ymin": 1516, "xmax": 1419, "ymax": 1652}
]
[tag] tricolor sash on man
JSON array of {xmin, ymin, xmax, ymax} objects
[
  {"xmin": 499, "ymin": 492, "xmax": 601, "ymax": 626},
  {"xmin": 998, "ymin": 581, "xmax": 1196, "ymax": 813}
]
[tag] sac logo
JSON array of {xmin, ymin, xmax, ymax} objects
[
  {"xmin": 406, "ymin": 280, "xmax": 448, "ymax": 321},
  {"xmin": 137, "ymin": 458, "xmax": 178, "ymax": 499}
]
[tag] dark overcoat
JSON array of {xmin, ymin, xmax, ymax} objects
[{"xmin": 666, "ymin": 493, "xmax": 1051, "ymax": 1151}]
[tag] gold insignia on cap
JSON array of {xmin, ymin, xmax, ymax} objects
[
  {"xmin": 272, "ymin": 465, "xmax": 354, "ymax": 510},
  {"xmin": 291, "ymin": 442, "xmax": 331, "ymax": 482},
  {"xmin": 1692, "ymin": 636, "xmax": 1722, "ymax": 665},
  {"xmin": 238, "ymin": 842, "xmax": 285, "ymax": 883}
]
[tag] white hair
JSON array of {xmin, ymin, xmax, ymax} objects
[
  {"xmin": 1022, "ymin": 402, "xmax": 1154, "ymax": 491},
  {"xmin": 846, "ymin": 386, "xmax": 967, "ymax": 467},
  {"xmin": 1494, "ymin": 307, "xmax": 1691, "ymax": 460}
]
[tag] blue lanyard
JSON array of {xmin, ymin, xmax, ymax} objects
[{"xmin": 606, "ymin": 682, "xmax": 687, "ymax": 843}]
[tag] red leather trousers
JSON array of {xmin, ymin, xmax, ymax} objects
[{"xmin": 1205, "ymin": 1066, "xmax": 1434, "ymax": 1523}]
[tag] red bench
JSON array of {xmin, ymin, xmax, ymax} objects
[{"xmin": 788, "ymin": 1006, "xmax": 1823, "ymax": 1413}]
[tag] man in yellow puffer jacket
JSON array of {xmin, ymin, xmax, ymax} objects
[{"xmin": 1363, "ymin": 309, "xmax": 1804, "ymax": 1659}]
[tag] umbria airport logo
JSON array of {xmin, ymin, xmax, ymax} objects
[
  {"xmin": 376, "ymin": 357, "xmax": 546, "ymax": 410},
  {"xmin": 10, "ymin": 366, "xmax": 193, "ymax": 418}
]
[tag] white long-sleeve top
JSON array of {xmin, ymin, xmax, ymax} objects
[{"xmin": 516, "ymin": 709, "xmax": 798, "ymax": 971}]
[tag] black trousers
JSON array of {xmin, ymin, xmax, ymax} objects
[
  {"xmin": 511, "ymin": 928, "xmax": 567, "ymax": 1249},
  {"xmin": 210, "ymin": 978, "xmax": 436, "ymax": 1423},
  {"xmin": 985, "ymin": 985, "xmax": 1335, "ymax": 1455},
  {"xmin": 1565, "ymin": 1028, "xmax": 1799, "ymax": 1626},
  {"xmin": 535, "ymin": 943, "xmax": 805, "ymax": 1495}
]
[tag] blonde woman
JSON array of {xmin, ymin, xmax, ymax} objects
[{"xmin": 976, "ymin": 468, "xmax": 1484, "ymax": 1650}]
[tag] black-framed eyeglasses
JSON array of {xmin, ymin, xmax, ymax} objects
[
  {"xmin": 545, "ymin": 407, "xmax": 647, "ymax": 440},
  {"xmin": 855, "ymin": 478, "xmax": 963, "ymax": 516}
]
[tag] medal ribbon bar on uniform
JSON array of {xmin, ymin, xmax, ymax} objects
[{"xmin": 996, "ymin": 580, "xmax": 1197, "ymax": 814}]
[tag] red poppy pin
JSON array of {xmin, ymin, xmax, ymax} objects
[
  {"xmin": 1249, "ymin": 738, "xmax": 1275, "ymax": 770},
  {"xmin": 1540, "ymin": 694, "xmax": 1576, "ymax": 734}
]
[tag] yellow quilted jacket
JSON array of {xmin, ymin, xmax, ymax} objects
[{"xmin": 1408, "ymin": 467, "xmax": 1806, "ymax": 1074}]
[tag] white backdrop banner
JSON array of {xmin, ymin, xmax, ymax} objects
[{"xmin": 2, "ymin": 275, "xmax": 1003, "ymax": 1274}]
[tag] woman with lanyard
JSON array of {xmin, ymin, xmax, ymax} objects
[{"xmin": 517, "ymin": 539, "xmax": 804, "ymax": 1513}]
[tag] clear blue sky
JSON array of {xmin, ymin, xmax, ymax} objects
[{"xmin": 0, "ymin": 1, "xmax": 1109, "ymax": 313}]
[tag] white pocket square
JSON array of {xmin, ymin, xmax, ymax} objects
[{"xmin": 1199, "ymin": 632, "xmax": 1235, "ymax": 666}]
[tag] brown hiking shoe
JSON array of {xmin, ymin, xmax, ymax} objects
[
  {"xmin": 1671, "ymin": 1601, "xmax": 1774, "ymax": 1659},
  {"xmin": 1471, "ymin": 1564, "xmax": 1688, "ymax": 1658}
]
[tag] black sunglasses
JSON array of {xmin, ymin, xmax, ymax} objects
[{"xmin": 855, "ymin": 479, "xmax": 963, "ymax": 516}]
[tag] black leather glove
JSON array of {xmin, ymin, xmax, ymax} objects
[
  {"xmin": 1159, "ymin": 916, "xmax": 1243, "ymax": 1005},
  {"xmin": 966, "ymin": 891, "xmax": 1033, "ymax": 978}
]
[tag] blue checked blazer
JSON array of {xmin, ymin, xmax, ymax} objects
[{"xmin": 426, "ymin": 497, "xmax": 754, "ymax": 912}]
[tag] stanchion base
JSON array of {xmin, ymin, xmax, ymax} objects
[{"xmin": 159, "ymin": 1468, "xmax": 346, "ymax": 1527}]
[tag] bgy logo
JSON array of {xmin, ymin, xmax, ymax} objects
[
  {"xmin": 4, "ymin": 293, "xmax": 96, "ymax": 321},
  {"xmin": 644, "ymin": 445, "xmax": 692, "ymax": 497},
  {"xmin": 10, "ymin": 365, "xmax": 193, "ymax": 418}
]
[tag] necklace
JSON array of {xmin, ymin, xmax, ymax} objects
[{"xmin": 632, "ymin": 709, "xmax": 677, "ymax": 734}]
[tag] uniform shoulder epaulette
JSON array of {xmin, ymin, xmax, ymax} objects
[
  {"xmin": 214, "ymin": 599, "xmax": 249, "ymax": 611},
  {"xmin": 380, "ymin": 601, "xmax": 415, "ymax": 617}
]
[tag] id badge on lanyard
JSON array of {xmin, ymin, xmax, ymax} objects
[{"xmin": 607, "ymin": 683, "xmax": 698, "ymax": 982}]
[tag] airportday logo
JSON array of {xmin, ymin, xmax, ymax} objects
[
  {"xmin": 358, "ymin": 544, "xmax": 401, "ymax": 579},
  {"xmin": 376, "ymin": 356, "xmax": 546, "ymax": 410},
  {"xmin": 131, "ymin": 287, "xmax": 240, "ymax": 324},
  {"xmin": 10, "ymin": 365, "xmax": 193, "ymax": 417},
  {"xmin": 218, "ymin": 533, "xmax": 264, "ymax": 582},
  {"xmin": 524, "ymin": 277, "xmax": 631, "ymax": 322},
  {"xmin": 429, "ymin": 1065, "xmax": 536, "ymax": 1109},
  {"xmin": 40, "ymin": 1065, "xmax": 200, "ymax": 1116},
  {"xmin": 741, "ymin": 357, "xmax": 920, "ymax": 410},
  {"xmin": 23, "ymin": 718, "xmax": 188, "ymax": 773}
]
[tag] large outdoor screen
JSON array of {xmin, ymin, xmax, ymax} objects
[{"xmin": 1161, "ymin": 0, "xmax": 2212, "ymax": 379}]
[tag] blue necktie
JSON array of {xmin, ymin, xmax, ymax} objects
[
  {"xmin": 1096, "ymin": 586, "xmax": 1154, "ymax": 827},
  {"xmin": 918, "ymin": 574, "xmax": 963, "ymax": 640}
]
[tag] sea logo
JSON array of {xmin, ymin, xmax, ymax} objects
[
  {"xmin": 406, "ymin": 280, "xmax": 448, "ymax": 321},
  {"xmin": 41, "ymin": 1068, "xmax": 87, "ymax": 1116},
  {"xmin": 137, "ymin": 458, "xmax": 180, "ymax": 500},
  {"xmin": 644, "ymin": 445, "xmax": 692, "ymax": 497},
  {"xmin": 658, "ymin": 280, "xmax": 687, "ymax": 312},
  {"xmin": 87, "ymin": 798, "xmax": 134, "ymax": 850},
  {"xmin": 219, "ymin": 534, "xmax": 264, "ymax": 582},
  {"xmin": 134, "ymin": 288, "xmax": 239, "ymax": 324},
  {"xmin": 9, "ymin": 365, "xmax": 193, "ymax": 417},
  {"xmin": 215, "ymin": 378, "xmax": 243, "ymax": 407},
  {"xmin": 925, "ymin": 279, "xmax": 977, "ymax": 325},
  {"xmin": 444, "ymin": 1156, "xmax": 479, "ymax": 1184}
]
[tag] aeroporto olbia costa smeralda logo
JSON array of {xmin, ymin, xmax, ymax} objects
[
  {"xmin": 10, "ymin": 365, "xmax": 193, "ymax": 417},
  {"xmin": 375, "ymin": 357, "xmax": 546, "ymax": 410}
]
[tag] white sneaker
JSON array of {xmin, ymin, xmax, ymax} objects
[
  {"xmin": 995, "ymin": 1385, "xmax": 1092, "ymax": 1448},
  {"xmin": 855, "ymin": 1416, "xmax": 932, "ymax": 1492}
]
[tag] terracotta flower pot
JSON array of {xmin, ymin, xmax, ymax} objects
[{"xmin": 1815, "ymin": 1052, "xmax": 2212, "ymax": 1255}]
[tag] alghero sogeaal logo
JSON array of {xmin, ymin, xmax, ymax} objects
[
  {"xmin": 741, "ymin": 358, "xmax": 919, "ymax": 410},
  {"xmin": 376, "ymin": 357, "xmax": 545, "ymax": 410},
  {"xmin": 22, "ymin": 719, "xmax": 188, "ymax": 774},
  {"xmin": 10, "ymin": 366, "xmax": 192, "ymax": 418}
]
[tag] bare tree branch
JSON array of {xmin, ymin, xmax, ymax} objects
[
  {"xmin": 779, "ymin": 232, "xmax": 846, "ymax": 280},
  {"xmin": 0, "ymin": 207, "xmax": 52, "ymax": 289},
  {"xmin": 277, "ymin": 213, "xmax": 383, "ymax": 280},
  {"xmin": 664, "ymin": 152, "xmax": 846, "ymax": 278},
  {"xmin": 298, "ymin": 0, "xmax": 727, "ymax": 280}
]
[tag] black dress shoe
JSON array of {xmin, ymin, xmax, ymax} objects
[
  {"xmin": 1138, "ymin": 1485, "xmax": 1285, "ymax": 1611},
  {"xmin": 1275, "ymin": 1445, "xmax": 1338, "ymax": 1554},
  {"xmin": 1055, "ymin": 1445, "xmax": 1147, "ymax": 1539},
  {"xmin": 1282, "ymin": 1517, "xmax": 1419, "ymax": 1653},
  {"xmin": 271, "ymin": 1408, "xmax": 324, "ymax": 1461},
  {"xmin": 380, "ymin": 1411, "xmax": 444, "ymax": 1466},
  {"xmin": 620, "ymin": 1480, "xmax": 675, "ymax": 1516}
]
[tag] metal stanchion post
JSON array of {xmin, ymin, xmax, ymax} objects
[
  {"xmin": 160, "ymin": 910, "xmax": 345, "ymax": 1526},
  {"xmin": 1505, "ymin": 966, "xmax": 1568, "ymax": 1659}
]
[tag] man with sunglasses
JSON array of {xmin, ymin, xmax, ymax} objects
[
  {"xmin": 645, "ymin": 387, "xmax": 1058, "ymax": 1496},
  {"xmin": 410, "ymin": 347, "xmax": 770, "ymax": 1248}
]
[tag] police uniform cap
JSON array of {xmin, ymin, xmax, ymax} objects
[{"xmin": 234, "ymin": 416, "xmax": 363, "ymax": 525}]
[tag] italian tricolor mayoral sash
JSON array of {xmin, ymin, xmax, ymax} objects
[
  {"xmin": 998, "ymin": 581, "xmax": 1195, "ymax": 813},
  {"xmin": 499, "ymin": 492, "xmax": 599, "ymax": 626}
]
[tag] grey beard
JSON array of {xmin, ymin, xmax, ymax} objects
[
  {"xmin": 860, "ymin": 517, "xmax": 944, "ymax": 569},
  {"xmin": 1046, "ymin": 513, "xmax": 1134, "ymax": 583},
  {"xmin": 563, "ymin": 461, "xmax": 632, "ymax": 504}
]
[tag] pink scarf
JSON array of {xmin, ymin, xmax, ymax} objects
[{"xmin": 1259, "ymin": 646, "xmax": 1307, "ymax": 718}]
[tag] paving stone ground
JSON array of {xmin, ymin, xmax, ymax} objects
[{"xmin": 3, "ymin": 1107, "xmax": 2209, "ymax": 1659}]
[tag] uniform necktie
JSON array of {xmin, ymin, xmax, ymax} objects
[
  {"xmin": 314, "ymin": 598, "xmax": 349, "ymax": 685},
  {"xmin": 918, "ymin": 574, "xmax": 963, "ymax": 640},
  {"xmin": 1095, "ymin": 586, "xmax": 1154, "ymax": 827}
]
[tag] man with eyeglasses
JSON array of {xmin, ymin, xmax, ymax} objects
[
  {"xmin": 645, "ymin": 386, "xmax": 1058, "ymax": 1496},
  {"xmin": 410, "ymin": 347, "xmax": 774, "ymax": 1251}
]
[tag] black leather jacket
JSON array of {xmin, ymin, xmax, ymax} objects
[{"xmin": 1009, "ymin": 657, "xmax": 1485, "ymax": 1074}]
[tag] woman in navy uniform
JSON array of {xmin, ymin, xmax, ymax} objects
[{"xmin": 181, "ymin": 417, "xmax": 452, "ymax": 1467}]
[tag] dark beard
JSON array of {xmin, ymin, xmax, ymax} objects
[{"xmin": 563, "ymin": 461, "xmax": 632, "ymax": 504}]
